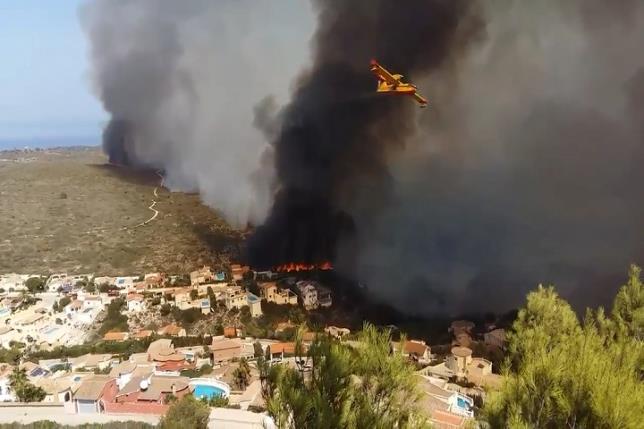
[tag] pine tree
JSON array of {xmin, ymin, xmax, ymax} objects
[{"xmin": 483, "ymin": 267, "xmax": 644, "ymax": 428}]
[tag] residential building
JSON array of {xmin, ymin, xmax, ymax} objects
[
  {"xmin": 190, "ymin": 266, "xmax": 215, "ymax": 286},
  {"xmin": 315, "ymin": 285, "xmax": 333, "ymax": 308},
  {"xmin": 114, "ymin": 276, "xmax": 138, "ymax": 289},
  {"xmin": 109, "ymin": 361, "xmax": 154, "ymax": 391},
  {"xmin": 157, "ymin": 324, "xmax": 186, "ymax": 337},
  {"xmin": 449, "ymin": 320, "xmax": 475, "ymax": 337},
  {"xmin": 64, "ymin": 300, "xmax": 83, "ymax": 318},
  {"xmin": 484, "ymin": 328, "xmax": 506, "ymax": 350},
  {"xmin": 69, "ymin": 354, "xmax": 113, "ymax": 372},
  {"xmin": 210, "ymin": 338, "xmax": 242, "ymax": 364},
  {"xmin": 81, "ymin": 295, "xmax": 103, "ymax": 310},
  {"xmin": 259, "ymin": 282, "xmax": 298, "ymax": 305},
  {"xmin": 452, "ymin": 332, "xmax": 472, "ymax": 348},
  {"xmin": 223, "ymin": 326, "xmax": 238, "ymax": 338},
  {"xmin": 74, "ymin": 375, "xmax": 118, "ymax": 413},
  {"xmin": 230, "ymin": 264, "xmax": 248, "ymax": 282},
  {"xmin": 103, "ymin": 331, "xmax": 129, "ymax": 342},
  {"xmin": 224, "ymin": 286, "xmax": 246, "ymax": 309},
  {"xmin": 0, "ymin": 274, "xmax": 31, "ymax": 292},
  {"xmin": 247, "ymin": 293, "xmax": 262, "ymax": 317},
  {"xmin": 20, "ymin": 361, "xmax": 50, "ymax": 379},
  {"xmin": 267, "ymin": 342, "xmax": 298, "ymax": 361},
  {"xmin": 126, "ymin": 294, "xmax": 146, "ymax": 312},
  {"xmin": 394, "ymin": 340, "xmax": 432, "ymax": 363},
  {"xmin": 33, "ymin": 374, "xmax": 89, "ymax": 405},
  {"xmin": 295, "ymin": 281, "xmax": 318, "ymax": 310},
  {"xmin": 0, "ymin": 364, "xmax": 15, "ymax": 401},
  {"xmin": 224, "ymin": 287, "xmax": 263, "ymax": 317},
  {"xmin": 422, "ymin": 376, "xmax": 473, "ymax": 417},
  {"xmin": 133, "ymin": 330, "xmax": 153, "ymax": 340},
  {"xmin": 147, "ymin": 339, "xmax": 191, "ymax": 373},
  {"xmin": 111, "ymin": 375, "xmax": 191, "ymax": 411},
  {"xmin": 446, "ymin": 347, "xmax": 472, "ymax": 378},
  {"xmin": 144, "ymin": 273, "xmax": 165, "ymax": 287}
]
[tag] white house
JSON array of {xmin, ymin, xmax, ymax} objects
[
  {"xmin": 296, "ymin": 281, "xmax": 318, "ymax": 310},
  {"xmin": 420, "ymin": 376, "xmax": 474, "ymax": 418},
  {"xmin": 484, "ymin": 328, "xmax": 506, "ymax": 349},
  {"xmin": 0, "ymin": 274, "xmax": 30, "ymax": 292},
  {"xmin": 46, "ymin": 273, "xmax": 69, "ymax": 292},
  {"xmin": 114, "ymin": 276, "xmax": 138, "ymax": 289},
  {"xmin": 126, "ymin": 294, "xmax": 145, "ymax": 312},
  {"xmin": 64, "ymin": 300, "xmax": 84, "ymax": 318},
  {"xmin": 81, "ymin": 295, "xmax": 103, "ymax": 309}
]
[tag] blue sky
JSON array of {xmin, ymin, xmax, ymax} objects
[{"xmin": 0, "ymin": 0, "xmax": 105, "ymax": 147}]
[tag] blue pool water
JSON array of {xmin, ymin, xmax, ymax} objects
[
  {"xmin": 193, "ymin": 384, "xmax": 226, "ymax": 399},
  {"xmin": 456, "ymin": 397, "xmax": 470, "ymax": 409}
]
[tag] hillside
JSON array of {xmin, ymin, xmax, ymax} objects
[{"xmin": 0, "ymin": 147, "xmax": 240, "ymax": 275}]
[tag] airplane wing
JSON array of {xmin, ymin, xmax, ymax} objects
[
  {"xmin": 370, "ymin": 59, "xmax": 398, "ymax": 85},
  {"xmin": 413, "ymin": 92, "xmax": 429, "ymax": 107}
]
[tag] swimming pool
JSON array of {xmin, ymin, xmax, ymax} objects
[
  {"xmin": 456, "ymin": 397, "xmax": 470, "ymax": 409},
  {"xmin": 189, "ymin": 378, "xmax": 231, "ymax": 400}
]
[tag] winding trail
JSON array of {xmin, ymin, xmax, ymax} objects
[{"xmin": 134, "ymin": 170, "xmax": 164, "ymax": 228}]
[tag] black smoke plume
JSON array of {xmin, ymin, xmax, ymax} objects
[
  {"xmin": 248, "ymin": 0, "xmax": 483, "ymax": 269},
  {"xmin": 83, "ymin": 1, "xmax": 644, "ymax": 315}
]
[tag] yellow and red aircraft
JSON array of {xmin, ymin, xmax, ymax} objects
[{"xmin": 370, "ymin": 59, "xmax": 428, "ymax": 108}]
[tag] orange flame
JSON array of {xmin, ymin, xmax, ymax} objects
[{"xmin": 274, "ymin": 261, "xmax": 333, "ymax": 272}]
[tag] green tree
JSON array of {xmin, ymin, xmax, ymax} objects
[
  {"xmin": 159, "ymin": 394, "xmax": 210, "ymax": 429},
  {"xmin": 98, "ymin": 298, "xmax": 128, "ymax": 335},
  {"xmin": 484, "ymin": 277, "xmax": 644, "ymax": 428},
  {"xmin": 160, "ymin": 303, "xmax": 172, "ymax": 316},
  {"xmin": 263, "ymin": 323, "xmax": 428, "ymax": 429},
  {"xmin": 232, "ymin": 357, "xmax": 251, "ymax": 390},
  {"xmin": 56, "ymin": 296, "xmax": 71, "ymax": 312},
  {"xmin": 9, "ymin": 367, "xmax": 47, "ymax": 402},
  {"xmin": 612, "ymin": 264, "xmax": 644, "ymax": 340},
  {"xmin": 98, "ymin": 283, "xmax": 112, "ymax": 293},
  {"xmin": 25, "ymin": 277, "xmax": 45, "ymax": 294},
  {"xmin": 190, "ymin": 289, "xmax": 199, "ymax": 301}
]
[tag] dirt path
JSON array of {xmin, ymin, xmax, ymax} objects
[{"xmin": 134, "ymin": 170, "xmax": 164, "ymax": 228}]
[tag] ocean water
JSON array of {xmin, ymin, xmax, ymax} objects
[{"xmin": 0, "ymin": 136, "xmax": 100, "ymax": 151}]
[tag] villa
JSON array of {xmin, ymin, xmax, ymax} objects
[{"xmin": 258, "ymin": 282, "xmax": 298, "ymax": 305}]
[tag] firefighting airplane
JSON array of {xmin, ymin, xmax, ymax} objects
[{"xmin": 370, "ymin": 59, "xmax": 428, "ymax": 107}]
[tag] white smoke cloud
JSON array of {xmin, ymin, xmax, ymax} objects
[{"xmin": 80, "ymin": 0, "xmax": 315, "ymax": 226}]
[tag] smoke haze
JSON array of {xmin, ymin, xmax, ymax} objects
[
  {"xmin": 80, "ymin": 0, "xmax": 314, "ymax": 226},
  {"xmin": 82, "ymin": 0, "xmax": 644, "ymax": 315}
]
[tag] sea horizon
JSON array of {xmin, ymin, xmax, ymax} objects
[{"xmin": 0, "ymin": 135, "xmax": 100, "ymax": 151}]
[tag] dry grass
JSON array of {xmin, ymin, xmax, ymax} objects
[{"xmin": 0, "ymin": 147, "xmax": 241, "ymax": 275}]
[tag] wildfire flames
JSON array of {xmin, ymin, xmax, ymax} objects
[{"xmin": 274, "ymin": 261, "xmax": 333, "ymax": 272}]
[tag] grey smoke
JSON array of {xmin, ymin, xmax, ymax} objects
[
  {"xmin": 350, "ymin": 0, "xmax": 644, "ymax": 314},
  {"xmin": 80, "ymin": 0, "xmax": 314, "ymax": 226},
  {"xmin": 82, "ymin": 0, "xmax": 644, "ymax": 315}
]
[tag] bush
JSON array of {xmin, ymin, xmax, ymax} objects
[
  {"xmin": 160, "ymin": 303, "xmax": 172, "ymax": 316},
  {"xmin": 25, "ymin": 277, "xmax": 45, "ymax": 293},
  {"xmin": 159, "ymin": 395, "xmax": 210, "ymax": 429},
  {"xmin": 58, "ymin": 296, "xmax": 71, "ymax": 308},
  {"xmin": 173, "ymin": 308, "xmax": 203, "ymax": 326},
  {"xmin": 98, "ymin": 298, "xmax": 128, "ymax": 335}
]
